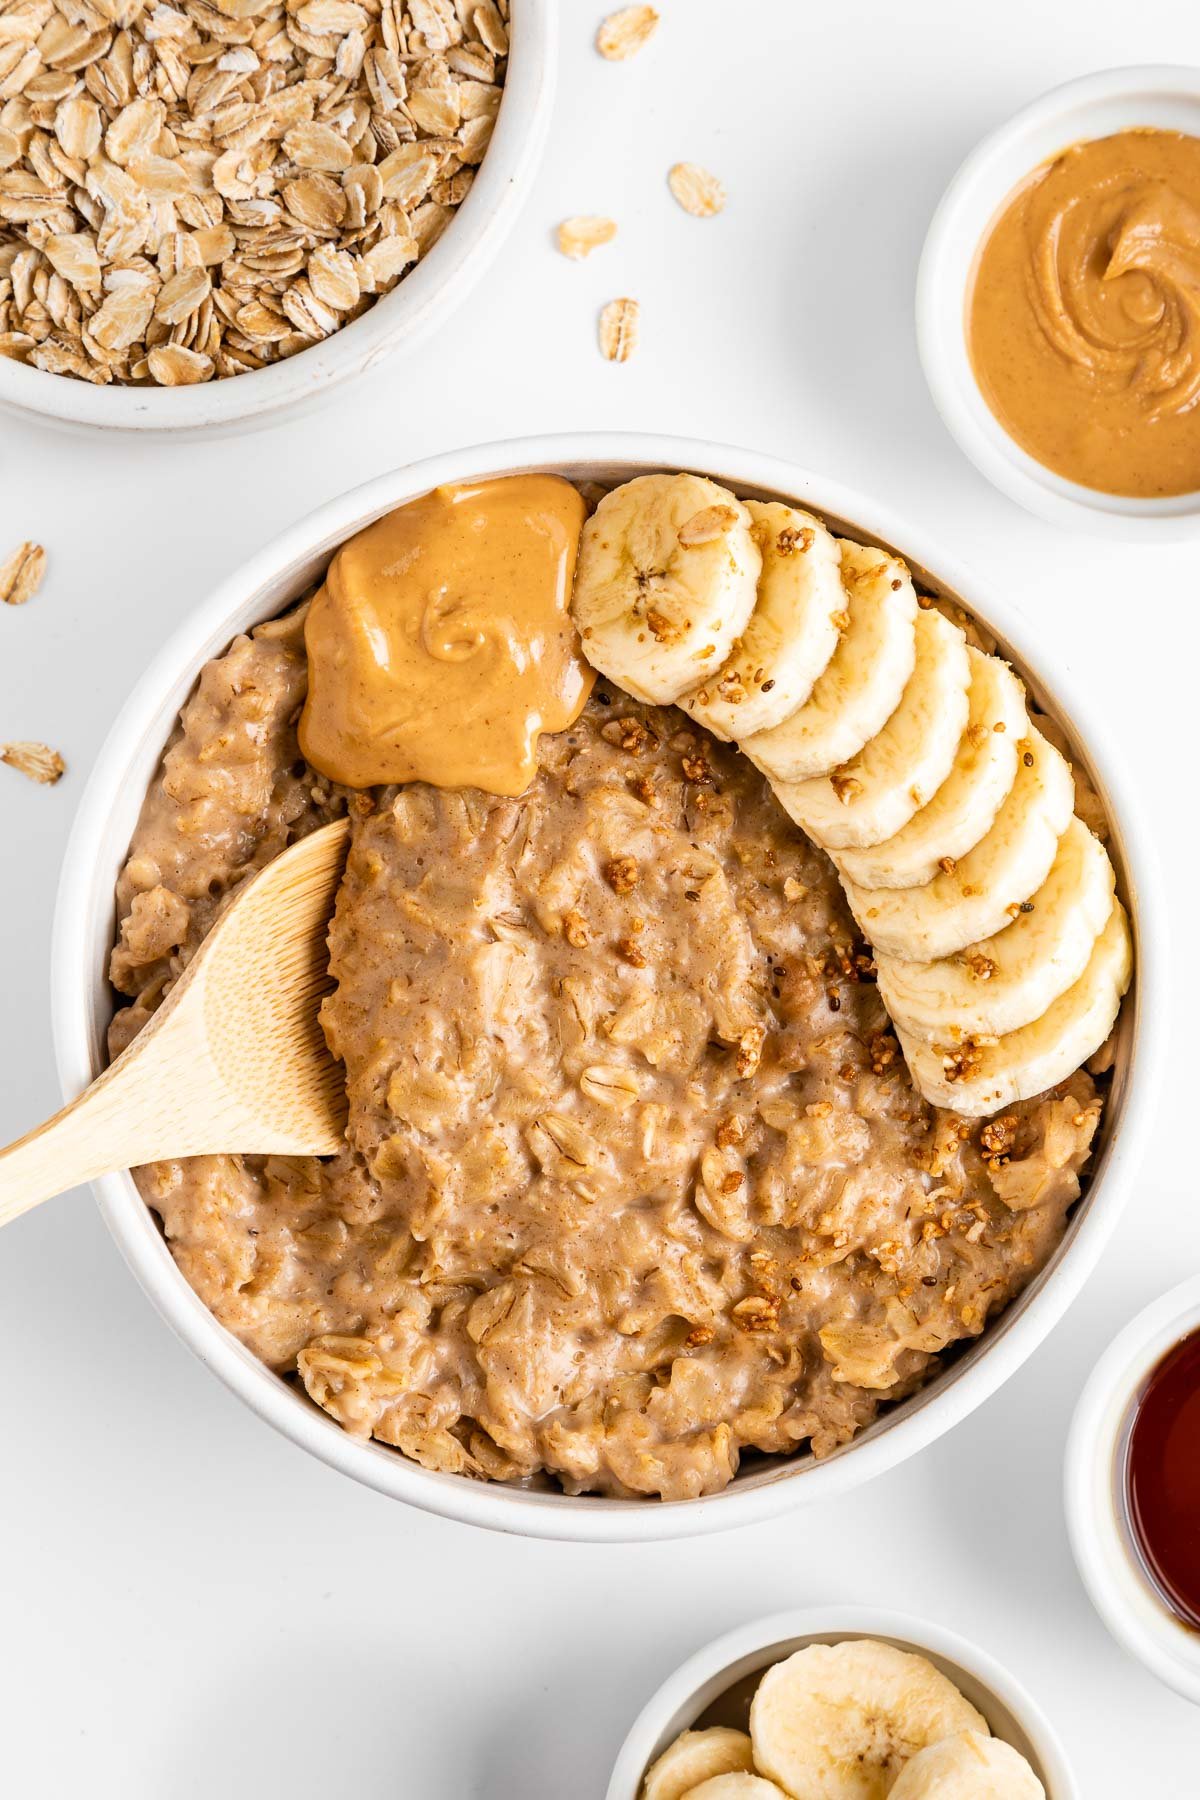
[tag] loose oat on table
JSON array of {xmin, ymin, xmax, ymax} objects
[
  {"xmin": 668, "ymin": 161, "xmax": 725, "ymax": 218},
  {"xmin": 556, "ymin": 214, "xmax": 616, "ymax": 261},
  {"xmin": 595, "ymin": 4, "xmax": 658, "ymax": 61},
  {"xmin": 1, "ymin": 737, "xmax": 63, "ymax": 782},
  {"xmin": 0, "ymin": 0, "xmax": 508, "ymax": 388},
  {"xmin": 109, "ymin": 599, "xmax": 1107, "ymax": 1500},
  {"xmin": 599, "ymin": 294, "xmax": 638, "ymax": 361},
  {"xmin": 0, "ymin": 538, "xmax": 44, "ymax": 604}
]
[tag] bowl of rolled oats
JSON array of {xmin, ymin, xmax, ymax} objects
[
  {"xmin": 50, "ymin": 434, "xmax": 1163, "ymax": 1541},
  {"xmin": 0, "ymin": 0, "xmax": 552, "ymax": 433}
]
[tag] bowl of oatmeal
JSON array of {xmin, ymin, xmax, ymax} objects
[
  {"xmin": 51, "ymin": 433, "xmax": 1161, "ymax": 1540},
  {"xmin": 0, "ymin": 0, "xmax": 552, "ymax": 436}
]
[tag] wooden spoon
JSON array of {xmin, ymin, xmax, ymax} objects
[{"xmin": 0, "ymin": 817, "xmax": 351, "ymax": 1229}]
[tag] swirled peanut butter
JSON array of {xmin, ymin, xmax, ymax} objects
[
  {"xmin": 968, "ymin": 129, "xmax": 1200, "ymax": 496},
  {"xmin": 299, "ymin": 475, "xmax": 591, "ymax": 794}
]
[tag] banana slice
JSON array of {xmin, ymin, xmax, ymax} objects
[
  {"xmin": 641, "ymin": 1729, "xmax": 756, "ymax": 1800},
  {"xmin": 571, "ymin": 473, "xmax": 761, "ymax": 704},
  {"xmin": 742, "ymin": 541, "xmax": 918, "ymax": 782},
  {"xmin": 678, "ymin": 502, "xmax": 844, "ymax": 740},
  {"xmin": 897, "ymin": 897, "xmax": 1132, "ymax": 1116},
  {"xmin": 750, "ymin": 1640, "xmax": 988, "ymax": 1800},
  {"xmin": 684, "ymin": 1779, "xmax": 790, "ymax": 1799},
  {"xmin": 842, "ymin": 728, "xmax": 1074, "ymax": 961},
  {"xmin": 771, "ymin": 609, "xmax": 970, "ymax": 850},
  {"xmin": 888, "ymin": 1731, "xmax": 1045, "ymax": 1799},
  {"xmin": 836, "ymin": 649, "xmax": 1028, "ymax": 890},
  {"xmin": 879, "ymin": 818, "xmax": 1117, "ymax": 1042}
]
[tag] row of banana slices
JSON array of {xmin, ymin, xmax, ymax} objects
[
  {"xmin": 572, "ymin": 473, "xmax": 1133, "ymax": 1118},
  {"xmin": 639, "ymin": 1638, "xmax": 1044, "ymax": 1798}
]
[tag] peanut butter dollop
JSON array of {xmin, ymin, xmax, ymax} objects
[
  {"xmin": 968, "ymin": 128, "xmax": 1200, "ymax": 497},
  {"xmin": 299, "ymin": 475, "xmax": 591, "ymax": 795}
]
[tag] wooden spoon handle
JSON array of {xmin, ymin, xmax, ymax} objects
[
  {"xmin": 0, "ymin": 985, "xmax": 245, "ymax": 1222},
  {"xmin": 0, "ymin": 1076, "xmax": 152, "ymax": 1226},
  {"xmin": 0, "ymin": 820, "xmax": 351, "ymax": 1223},
  {"xmin": 0, "ymin": 966, "xmax": 215, "ymax": 1222}
]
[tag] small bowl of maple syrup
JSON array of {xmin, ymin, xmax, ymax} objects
[{"xmin": 1066, "ymin": 1276, "xmax": 1200, "ymax": 1705}]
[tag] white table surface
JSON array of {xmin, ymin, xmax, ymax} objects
[{"xmin": 3, "ymin": 1, "xmax": 1198, "ymax": 1792}]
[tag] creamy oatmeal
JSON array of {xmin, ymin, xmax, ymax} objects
[{"xmin": 109, "ymin": 589, "xmax": 1104, "ymax": 1500}]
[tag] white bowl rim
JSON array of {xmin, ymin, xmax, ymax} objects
[
  {"xmin": 603, "ymin": 1605, "xmax": 1077, "ymax": 1799},
  {"xmin": 1065, "ymin": 1274, "xmax": 1200, "ymax": 1706},
  {"xmin": 917, "ymin": 62, "xmax": 1200, "ymax": 540},
  {"xmin": 51, "ymin": 429, "xmax": 1167, "ymax": 1543},
  {"xmin": 0, "ymin": 0, "xmax": 555, "ymax": 436}
]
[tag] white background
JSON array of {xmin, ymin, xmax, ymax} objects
[{"xmin": 2, "ymin": 1, "xmax": 1199, "ymax": 1793}]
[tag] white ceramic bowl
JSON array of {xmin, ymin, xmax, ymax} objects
[
  {"xmin": 0, "ymin": 0, "xmax": 554, "ymax": 439},
  {"xmin": 918, "ymin": 64, "xmax": 1200, "ymax": 539},
  {"xmin": 605, "ymin": 1607, "xmax": 1076, "ymax": 1799},
  {"xmin": 1065, "ymin": 1276, "xmax": 1200, "ymax": 1705},
  {"xmin": 52, "ymin": 431, "xmax": 1164, "ymax": 1542}
]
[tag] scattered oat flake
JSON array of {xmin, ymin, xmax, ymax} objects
[
  {"xmin": 669, "ymin": 162, "xmax": 726, "ymax": 218},
  {"xmin": 2, "ymin": 741, "xmax": 64, "ymax": 785},
  {"xmin": 0, "ymin": 541, "xmax": 45, "ymax": 606},
  {"xmin": 596, "ymin": 5, "xmax": 659, "ymax": 60},
  {"xmin": 558, "ymin": 215, "xmax": 618, "ymax": 261},
  {"xmin": 599, "ymin": 296, "xmax": 639, "ymax": 362}
]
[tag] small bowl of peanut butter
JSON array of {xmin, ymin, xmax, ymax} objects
[{"xmin": 918, "ymin": 65, "xmax": 1200, "ymax": 537}]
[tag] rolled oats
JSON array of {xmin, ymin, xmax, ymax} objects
[
  {"xmin": 0, "ymin": 0, "xmax": 508, "ymax": 386},
  {"xmin": 307, "ymin": 241, "xmax": 358, "ymax": 309},
  {"xmin": 668, "ymin": 160, "xmax": 725, "ymax": 218},
  {"xmin": 473, "ymin": 1, "xmax": 505, "ymax": 56},
  {"xmin": 357, "ymin": 229, "xmax": 416, "ymax": 290},
  {"xmin": 538, "ymin": 1111, "xmax": 598, "ymax": 1168},
  {"xmin": 579, "ymin": 1064, "xmax": 639, "ymax": 1109},
  {"xmin": 557, "ymin": 213, "xmax": 616, "ymax": 261},
  {"xmin": 2, "ymin": 738, "xmax": 64, "ymax": 782},
  {"xmin": 147, "ymin": 339, "xmax": 211, "ymax": 382},
  {"xmin": 0, "ymin": 538, "xmax": 44, "ymax": 604},
  {"xmin": 283, "ymin": 121, "xmax": 354, "ymax": 172},
  {"xmin": 596, "ymin": 4, "xmax": 658, "ymax": 61},
  {"xmin": 154, "ymin": 264, "xmax": 210, "ymax": 323},
  {"xmin": 598, "ymin": 294, "xmax": 638, "ymax": 362}
]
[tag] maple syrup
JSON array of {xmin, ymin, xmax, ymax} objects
[{"xmin": 1125, "ymin": 1328, "xmax": 1200, "ymax": 1630}]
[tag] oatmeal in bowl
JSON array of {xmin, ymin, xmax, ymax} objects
[{"xmin": 53, "ymin": 435, "xmax": 1159, "ymax": 1539}]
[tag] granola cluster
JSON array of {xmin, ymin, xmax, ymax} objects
[{"xmin": 0, "ymin": 0, "xmax": 506, "ymax": 384}]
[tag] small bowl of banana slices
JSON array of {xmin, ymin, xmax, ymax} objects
[{"xmin": 607, "ymin": 1608, "xmax": 1074, "ymax": 1800}]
